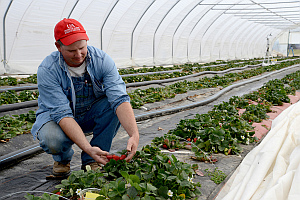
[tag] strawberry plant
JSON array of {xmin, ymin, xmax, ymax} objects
[
  {"xmin": 0, "ymin": 74, "xmax": 37, "ymax": 86},
  {"xmin": 50, "ymin": 148, "xmax": 201, "ymax": 200},
  {"xmin": 0, "ymin": 89, "xmax": 39, "ymax": 105},
  {"xmin": 0, "ymin": 90, "xmax": 19, "ymax": 104},
  {"xmin": 0, "ymin": 111, "xmax": 35, "ymax": 141},
  {"xmin": 151, "ymin": 134, "xmax": 185, "ymax": 150},
  {"xmin": 25, "ymin": 193, "xmax": 59, "ymax": 200},
  {"xmin": 204, "ymin": 168, "xmax": 227, "ymax": 184},
  {"xmin": 241, "ymin": 104, "xmax": 269, "ymax": 123},
  {"xmin": 283, "ymin": 70, "xmax": 300, "ymax": 90},
  {"xmin": 0, "ymin": 77, "xmax": 18, "ymax": 86}
]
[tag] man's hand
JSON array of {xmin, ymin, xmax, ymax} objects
[
  {"xmin": 59, "ymin": 118, "xmax": 110, "ymax": 165},
  {"xmin": 87, "ymin": 146, "xmax": 110, "ymax": 165},
  {"xmin": 125, "ymin": 135, "xmax": 139, "ymax": 161},
  {"xmin": 116, "ymin": 102, "xmax": 140, "ymax": 162}
]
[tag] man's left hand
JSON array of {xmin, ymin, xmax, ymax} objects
[{"xmin": 125, "ymin": 135, "xmax": 139, "ymax": 161}]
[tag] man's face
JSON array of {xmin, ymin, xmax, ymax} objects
[{"xmin": 56, "ymin": 40, "xmax": 88, "ymax": 67}]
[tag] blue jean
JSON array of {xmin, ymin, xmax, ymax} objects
[{"xmin": 37, "ymin": 74, "xmax": 120, "ymax": 165}]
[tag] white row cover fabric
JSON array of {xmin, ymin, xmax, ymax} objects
[
  {"xmin": 216, "ymin": 101, "xmax": 300, "ymax": 200},
  {"xmin": 0, "ymin": 0, "xmax": 299, "ymax": 74}
]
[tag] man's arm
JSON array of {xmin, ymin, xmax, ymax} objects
[
  {"xmin": 59, "ymin": 117, "xmax": 109, "ymax": 164},
  {"xmin": 115, "ymin": 102, "xmax": 139, "ymax": 161}
]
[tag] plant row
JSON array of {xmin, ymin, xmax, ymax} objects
[
  {"xmin": 0, "ymin": 110, "xmax": 36, "ymax": 141},
  {"xmin": 122, "ymin": 60, "xmax": 262, "ymax": 84},
  {"xmin": 118, "ymin": 57, "xmax": 267, "ymax": 75},
  {"xmin": 0, "ymin": 90, "xmax": 39, "ymax": 105},
  {"xmin": 25, "ymin": 146, "xmax": 201, "ymax": 200},
  {"xmin": 153, "ymin": 78, "xmax": 295, "ymax": 161},
  {"xmin": 128, "ymin": 59, "xmax": 300, "ymax": 109},
  {"xmin": 0, "ymin": 74, "xmax": 37, "ymax": 86}
]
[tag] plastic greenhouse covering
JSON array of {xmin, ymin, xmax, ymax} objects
[{"xmin": 1, "ymin": 0, "xmax": 300, "ymax": 75}]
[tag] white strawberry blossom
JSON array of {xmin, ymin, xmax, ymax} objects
[
  {"xmin": 76, "ymin": 188, "xmax": 82, "ymax": 196},
  {"xmin": 188, "ymin": 176, "xmax": 194, "ymax": 183},
  {"xmin": 167, "ymin": 190, "xmax": 173, "ymax": 197}
]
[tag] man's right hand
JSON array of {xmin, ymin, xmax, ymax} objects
[{"xmin": 59, "ymin": 118, "xmax": 110, "ymax": 165}]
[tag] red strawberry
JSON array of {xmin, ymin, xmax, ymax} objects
[
  {"xmin": 106, "ymin": 155, "xmax": 113, "ymax": 160},
  {"xmin": 120, "ymin": 155, "xmax": 126, "ymax": 160},
  {"xmin": 168, "ymin": 160, "xmax": 171, "ymax": 164},
  {"xmin": 187, "ymin": 138, "xmax": 191, "ymax": 142},
  {"xmin": 162, "ymin": 144, "xmax": 168, "ymax": 149},
  {"xmin": 194, "ymin": 138, "xmax": 197, "ymax": 142},
  {"xmin": 112, "ymin": 155, "xmax": 120, "ymax": 161}
]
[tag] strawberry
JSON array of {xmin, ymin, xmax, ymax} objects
[
  {"xmin": 120, "ymin": 155, "xmax": 126, "ymax": 160},
  {"xmin": 106, "ymin": 155, "xmax": 113, "ymax": 160},
  {"xmin": 168, "ymin": 160, "xmax": 171, "ymax": 164},
  {"xmin": 187, "ymin": 138, "xmax": 191, "ymax": 142},
  {"xmin": 112, "ymin": 155, "xmax": 120, "ymax": 161},
  {"xmin": 162, "ymin": 144, "xmax": 168, "ymax": 149},
  {"xmin": 194, "ymin": 138, "xmax": 197, "ymax": 143}
]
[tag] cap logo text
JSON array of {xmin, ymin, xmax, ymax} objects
[{"xmin": 64, "ymin": 23, "xmax": 80, "ymax": 34}]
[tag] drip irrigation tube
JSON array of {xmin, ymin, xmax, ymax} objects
[
  {"xmin": 0, "ymin": 144, "xmax": 43, "ymax": 170},
  {"xmin": 0, "ymin": 64, "xmax": 298, "ymax": 169},
  {"xmin": 120, "ymin": 69, "xmax": 182, "ymax": 77},
  {"xmin": 0, "ymin": 85, "xmax": 38, "ymax": 93},
  {"xmin": 0, "ymin": 100, "xmax": 38, "ymax": 112}
]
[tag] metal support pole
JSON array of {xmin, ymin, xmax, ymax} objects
[{"xmin": 3, "ymin": 0, "xmax": 14, "ymax": 73}]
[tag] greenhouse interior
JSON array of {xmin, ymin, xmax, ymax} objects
[{"xmin": 1, "ymin": 0, "xmax": 300, "ymax": 200}]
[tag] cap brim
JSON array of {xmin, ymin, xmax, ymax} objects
[{"xmin": 60, "ymin": 33, "xmax": 89, "ymax": 46}]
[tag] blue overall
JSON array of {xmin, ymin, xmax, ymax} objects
[{"xmin": 37, "ymin": 72, "xmax": 120, "ymax": 165}]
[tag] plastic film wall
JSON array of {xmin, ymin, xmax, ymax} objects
[{"xmin": 0, "ymin": 0, "xmax": 297, "ymax": 75}]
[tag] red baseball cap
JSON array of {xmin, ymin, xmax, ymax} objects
[{"xmin": 54, "ymin": 18, "xmax": 89, "ymax": 46}]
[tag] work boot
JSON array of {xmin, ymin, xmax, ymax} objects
[
  {"xmin": 81, "ymin": 162, "xmax": 102, "ymax": 171},
  {"xmin": 53, "ymin": 161, "xmax": 71, "ymax": 176}
]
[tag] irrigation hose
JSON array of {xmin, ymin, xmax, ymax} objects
[
  {"xmin": 0, "ymin": 64, "xmax": 298, "ymax": 169},
  {"xmin": 0, "ymin": 144, "xmax": 43, "ymax": 170}
]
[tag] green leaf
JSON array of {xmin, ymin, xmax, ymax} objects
[
  {"xmin": 157, "ymin": 186, "xmax": 169, "ymax": 198},
  {"xmin": 61, "ymin": 179, "xmax": 70, "ymax": 187},
  {"xmin": 129, "ymin": 174, "xmax": 140, "ymax": 184},
  {"xmin": 49, "ymin": 194, "xmax": 59, "ymax": 200},
  {"xmin": 132, "ymin": 182, "xmax": 142, "ymax": 191},
  {"xmin": 146, "ymin": 183, "xmax": 157, "ymax": 192},
  {"xmin": 108, "ymin": 190, "xmax": 119, "ymax": 198},
  {"xmin": 141, "ymin": 195, "xmax": 156, "ymax": 200},
  {"xmin": 24, "ymin": 194, "xmax": 34, "ymax": 200},
  {"xmin": 127, "ymin": 186, "xmax": 138, "ymax": 199},
  {"xmin": 142, "ymin": 172, "xmax": 154, "ymax": 180},
  {"xmin": 121, "ymin": 194, "xmax": 130, "ymax": 200},
  {"xmin": 120, "ymin": 171, "xmax": 129, "ymax": 181},
  {"xmin": 191, "ymin": 146, "xmax": 198, "ymax": 152},
  {"xmin": 166, "ymin": 176, "xmax": 177, "ymax": 181}
]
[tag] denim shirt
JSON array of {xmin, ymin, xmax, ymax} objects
[{"xmin": 31, "ymin": 46, "xmax": 130, "ymax": 139}]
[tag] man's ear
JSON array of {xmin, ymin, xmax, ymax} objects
[{"xmin": 55, "ymin": 42, "xmax": 62, "ymax": 52}]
